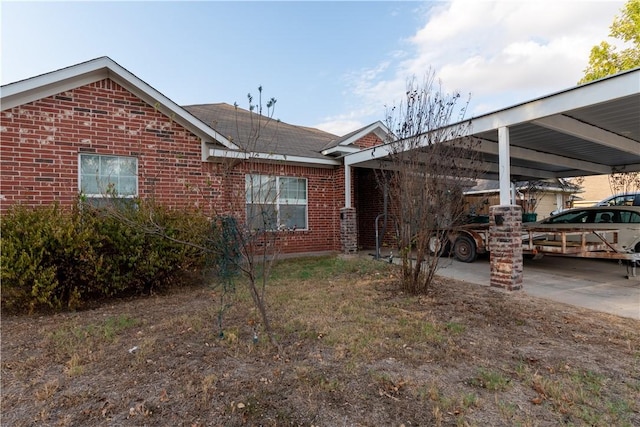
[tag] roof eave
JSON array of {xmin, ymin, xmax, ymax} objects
[
  {"xmin": 321, "ymin": 146, "xmax": 362, "ymax": 157},
  {"xmin": 207, "ymin": 148, "xmax": 341, "ymax": 168}
]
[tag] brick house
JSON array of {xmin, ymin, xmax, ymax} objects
[
  {"xmin": 4, "ymin": 57, "xmax": 638, "ymax": 291},
  {"xmin": 1, "ymin": 57, "xmax": 391, "ymax": 255}
]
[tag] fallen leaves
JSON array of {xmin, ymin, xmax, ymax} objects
[{"xmin": 128, "ymin": 402, "xmax": 150, "ymax": 418}]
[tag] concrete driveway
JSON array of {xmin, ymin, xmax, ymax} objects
[{"xmin": 435, "ymin": 255, "xmax": 640, "ymax": 320}]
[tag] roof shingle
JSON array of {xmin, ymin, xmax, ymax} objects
[{"xmin": 183, "ymin": 103, "xmax": 339, "ymax": 160}]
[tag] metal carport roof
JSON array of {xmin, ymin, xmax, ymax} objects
[{"xmin": 343, "ymin": 67, "xmax": 640, "ymax": 207}]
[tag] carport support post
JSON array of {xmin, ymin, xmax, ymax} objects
[
  {"xmin": 498, "ymin": 126, "xmax": 512, "ymax": 205},
  {"xmin": 340, "ymin": 207, "xmax": 358, "ymax": 254},
  {"xmin": 489, "ymin": 205, "xmax": 523, "ymax": 290}
]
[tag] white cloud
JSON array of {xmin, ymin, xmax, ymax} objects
[
  {"xmin": 315, "ymin": 119, "xmax": 363, "ymax": 136},
  {"xmin": 314, "ymin": 104, "xmax": 384, "ymax": 135},
  {"xmin": 340, "ymin": 0, "xmax": 624, "ymax": 132}
]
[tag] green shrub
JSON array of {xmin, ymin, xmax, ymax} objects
[
  {"xmin": 1, "ymin": 201, "xmax": 214, "ymax": 313},
  {"xmin": 1, "ymin": 204, "xmax": 95, "ymax": 311},
  {"xmin": 88, "ymin": 201, "xmax": 210, "ymax": 296}
]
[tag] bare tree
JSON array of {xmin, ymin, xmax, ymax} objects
[
  {"xmin": 89, "ymin": 88, "xmax": 287, "ymax": 348},
  {"xmin": 375, "ymin": 73, "xmax": 483, "ymax": 294},
  {"xmin": 609, "ymin": 169, "xmax": 640, "ymax": 195},
  {"xmin": 519, "ymin": 180, "xmax": 546, "ymax": 216},
  {"xmin": 222, "ymin": 87, "xmax": 283, "ymax": 347}
]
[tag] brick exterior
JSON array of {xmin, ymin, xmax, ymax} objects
[
  {"xmin": 489, "ymin": 205, "xmax": 523, "ymax": 290},
  {"xmin": 355, "ymin": 168, "xmax": 397, "ymax": 249},
  {"xmin": 1, "ymin": 79, "xmax": 344, "ymax": 254},
  {"xmin": 1, "ymin": 80, "xmax": 205, "ymax": 209},
  {"xmin": 353, "ymin": 133, "xmax": 383, "ymax": 149},
  {"xmin": 340, "ymin": 207, "xmax": 358, "ymax": 254}
]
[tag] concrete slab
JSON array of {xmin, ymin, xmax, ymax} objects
[{"xmin": 435, "ymin": 255, "xmax": 640, "ymax": 320}]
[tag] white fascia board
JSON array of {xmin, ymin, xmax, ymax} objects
[
  {"xmin": 464, "ymin": 187, "xmax": 576, "ymax": 195},
  {"xmin": 344, "ymin": 143, "xmax": 392, "ymax": 166},
  {"xmin": 468, "ymin": 68, "xmax": 640, "ymax": 133},
  {"xmin": 464, "ymin": 189, "xmax": 495, "ymax": 195},
  {"xmin": 208, "ymin": 148, "xmax": 341, "ymax": 167},
  {"xmin": 344, "ymin": 123, "xmax": 473, "ymax": 166},
  {"xmin": 0, "ymin": 57, "xmax": 238, "ymax": 150},
  {"xmin": 1, "ymin": 59, "xmax": 111, "ymax": 109},
  {"xmin": 321, "ymin": 145, "xmax": 362, "ymax": 156},
  {"xmin": 344, "ymin": 132, "xmax": 431, "ymax": 166}
]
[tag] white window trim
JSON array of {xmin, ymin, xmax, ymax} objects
[
  {"xmin": 246, "ymin": 174, "xmax": 308, "ymax": 231},
  {"xmin": 78, "ymin": 153, "xmax": 139, "ymax": 199}
]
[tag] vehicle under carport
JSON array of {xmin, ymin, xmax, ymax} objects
[{"xmin": 343, "ymin": 67, "xmax": 640, "ymax": 290}]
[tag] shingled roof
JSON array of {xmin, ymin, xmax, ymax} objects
[{"xmin": 183, "ymin": 103, "xmax": 339, "ymax": 161}]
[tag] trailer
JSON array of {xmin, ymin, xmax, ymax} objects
[{"xmin": 431, "ymin": 223, "xmax": 640, "ymax": 278}]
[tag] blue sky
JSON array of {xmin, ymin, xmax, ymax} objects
[{"xmin": 1, "ymin": 1, "xmax": 625, "ymax": 135}]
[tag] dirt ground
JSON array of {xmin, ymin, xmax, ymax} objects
[{"xmin": 2, "ymin": 257, "xmax": 639, "ymax": 426}]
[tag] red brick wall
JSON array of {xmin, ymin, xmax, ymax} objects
[
  {"xmin": 1, "ymin": 79, "xmax": 343, "ymax": 254},
  {"xmin": 354, "ymin": 133, "xmax": 383, "ymax": 149},
  {"xmin": 340, "ymin": 207, "xmax": 358, "ymax": 253},
  {"xmin": 489, "ymin": 205, "xmax": 523, "ymax": 291},
  {"xmin": 1, "ymin": 79, "xmax": 205, "ymax": 209},
  {"xmin": 209, "ymin": 162, "xmax": 343, "ymax": 254},
  {"xmin": 355, "ymin": 168, "xmax": 397, "ymax": 249}
]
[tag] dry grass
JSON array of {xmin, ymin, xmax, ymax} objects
[{"xmin": 2, "ymin": 255, "xmax": 639, "ymax": 426}]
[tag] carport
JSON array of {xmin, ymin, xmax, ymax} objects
[{"xmin": 342, "ymin": 67, "xmax": 640, "ymax": 290}]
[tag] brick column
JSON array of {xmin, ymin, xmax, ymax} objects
[
  {"xmin": 489, "ymin": 205, "xmax": 523, "ymax": 290},
  {"xmin": 340, "ymin": 207, "xmax": 358, "ymax": 254}
]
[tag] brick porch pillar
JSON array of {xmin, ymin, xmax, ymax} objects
[
  {"xmin": 489, "ymin": 205, "xmax": 523, "ymax": 290},
  {"xmin": 340, "ymin": 207, "xmax": 358, "ymax": 254}
]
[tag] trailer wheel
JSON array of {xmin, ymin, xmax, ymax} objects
[
  {"xmin": 428, "ymin": 233, "xmax": 450, "ymax": 256},
  {"xmin": 454, "ymin": 235, "xmax": 477, "ymax": 263}
]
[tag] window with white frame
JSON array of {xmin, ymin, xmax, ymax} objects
[
  {"xmin": 79, "ymin": 154, "xmax": 138, "ymax": 202},
  {"xmin": 245, "ymin": 174, "xmax": 307, "ymax": 230}
]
